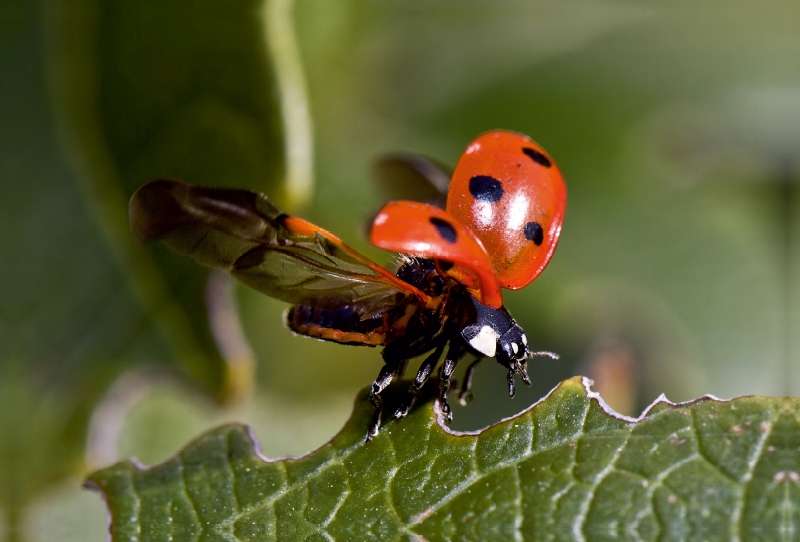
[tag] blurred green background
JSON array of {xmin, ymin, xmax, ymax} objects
[{"xmin": 2, "ymin": 0, "xmax": 799, "ymax": 540}]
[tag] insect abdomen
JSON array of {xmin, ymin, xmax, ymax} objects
[{"xmin": 285, "ymin": 305, "xmax": 387, "ymax": 346}]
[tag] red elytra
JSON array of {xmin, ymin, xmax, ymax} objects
[
  {"xmin": 446, "ymin": 130, "xmax": 567, "ymax": 290},
  {"xmin": 370, "ymin": 201, "xmax": 503, "ymax": 309}
]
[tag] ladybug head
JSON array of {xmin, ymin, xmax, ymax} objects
[
  {"xmin": 497, "ymin": 323, "xmax": 529, "ymax": 365},
  {"xmin": 461, "ymin": 299, "xmax": 529, "ymax": 366},
  {"xmin": 461, "ymin": 297, "xmax": 558, "ymax": 390}
]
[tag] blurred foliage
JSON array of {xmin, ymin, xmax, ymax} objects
[
  {"xmin": 46, "ymin": 0, "xmax": 288, "ymax": 400},
  {"xmin": 1, "ymin": 0, "xmax": 799, "ymax": 540},
  {"xmin": 89, "ymin": 378, "xmax": 800, "ymax": 541},
  {"xmin": 7, "ymin": 0, "xmax": 290, "ymax": 537}
]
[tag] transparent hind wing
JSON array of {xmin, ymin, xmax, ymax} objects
[{"xmin": 130, "ymin": 179, "xmax": 427, "ymax": 317}]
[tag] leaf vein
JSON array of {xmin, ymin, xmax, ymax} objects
[
  {"xmin": 735, "ymin": 411, "xmax": 775, "ymax": 541},
  {"xmin": 127, "ymin": 465, "xmax": 144, "ymax": 541},
  {"xmin": 687, "ymin": 409, "xmax": 739, "ymax": 485},
  {"xmin": 512, "ymin": 465, "xmax": 523, "ymax": 542},
  {"xmin": 176, "ymin": 456, "xmax": 202, "ymax": 541},
  {"xmin": 572, "ymin": 426, "xmax": 633, "ymax": 542},
  {"xmin": 627, "ymin": 453, "xmax": 700, "ymax": 537}
]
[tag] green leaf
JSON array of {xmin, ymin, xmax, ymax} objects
[{"xmin": 87, "ymin": 377, "xmax": 800, "ymax": 540}]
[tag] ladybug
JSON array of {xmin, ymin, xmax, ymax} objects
[{"xmin": 129, "ymin": 130, "xmax": 567, "ymax": 440}]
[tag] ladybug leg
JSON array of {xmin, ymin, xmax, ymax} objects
[
  {"xmin": 367, "ymin": 359, "xmax": 404, "ymax": 442},
  {"xmin": 457, "ymin": 356, "xmax": 483, "ymax": 406},
  {"xmin": 506, "ymin": 369, "xmax": 516, "ymax": 398},
  {"xmin": 507, "ymin": 351, "xmax": 557, "ymax": 396},
  {"xmin": 506, "ymin": 358, "xmax": 532, "ymax": 398},
  {"xmin": 394, "ymin": 343, "xmax": 446, "ymax": 420},
  {"xmin": 438, "ymin": 339, "xmax": 465, "ymax": 424}
]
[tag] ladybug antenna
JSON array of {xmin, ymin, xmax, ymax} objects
[{"xmin": 529, "ymin": 350, "xmax": 559, "ymax": 360}]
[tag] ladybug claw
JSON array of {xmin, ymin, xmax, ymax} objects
[
  {"xmin": 366, "ymin": 417, "xmax": 379, "ymax": 443},
  {"xmin": 439, "ymin": 398, "xmax": 453, "ymax": 424},
  {"xmin": 366, "ymin": 398, "xmax": 381, "ymax": 442},
  {"xmin": 393, "ymin": 395, "xmax": 416, "ymax": 419},
  {"xmin": 518, "ymin": 363, "xmax": 532, "ymax": 387},
  {"xmin": 458, "ymin": 390, "xmax": 473, "ymax": 406}
]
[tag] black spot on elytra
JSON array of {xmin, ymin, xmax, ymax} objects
[
  {"xmin": 469, "ymin": 175, "xmax": 504, "ymax": 203},
  {"xmin": 429, "ymin": 217, "xmax": 457, "ymax": 243},
  {"xmin": 524, "ymin": 221, "xmax": 544, "ymax": 245},
  {"xmin": 522, "ymin": 147, "xmax": 552, "ymax": 168}
]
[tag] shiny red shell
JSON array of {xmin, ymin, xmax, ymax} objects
[
  {"xmin": 446, "ymin": 130, "xmax": 567, "ymax": 290},
  {"xmin": 370, "ymin": 201, "xmax": 504, "ymax": 308}
]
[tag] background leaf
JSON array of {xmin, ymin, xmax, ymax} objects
[
  {"xmin": 88, "ymin": 377, "xmax": 800, "ymax": 541},
  {"xmin": 45, "ymin": 0, "xmax": 290, "ymax": 399},
  {"xmin": 1, "ymin": 0, "xmax": 302, "ymax": 533}
]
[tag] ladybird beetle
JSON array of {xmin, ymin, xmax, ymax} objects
[{"xmin": 129, "ymin": 130, "xmax": 567, "ymax": 440}]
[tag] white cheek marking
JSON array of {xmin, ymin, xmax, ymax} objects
[
  {"xmin": 468, "ymin": 325, "xmax": 499, "ymax": 357},
  {"xmin": 521, "ymin": 334, "xmax": 528, "ymax": 346},
  {"xmin": 511, "ymin": 343, "xmax": 519, "ymax": 354}
]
